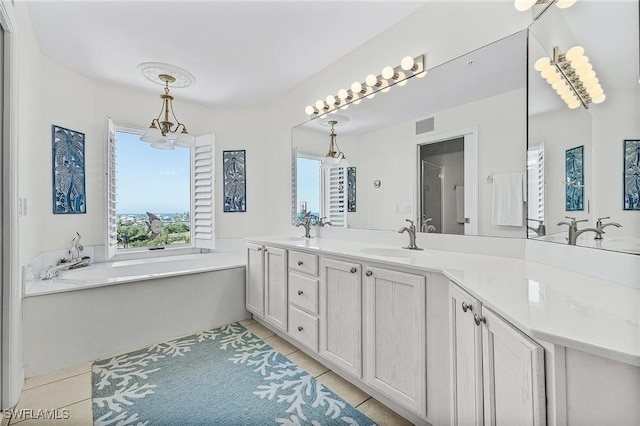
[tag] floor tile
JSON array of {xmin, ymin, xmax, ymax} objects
[
  {"xmin": 287, "ymin": 351, "xmax": 330, "ymax": 377},
  {"xmin": 238, "ymin": 318, "xmax": 257, "ymax": 327},
  {"xmin": 23, "ymin": 363, "xmax": 92, "ymax": 391},
  {"xmin": 263, "ymin": 335, "xmax": 298, "ymax": 355},
  {"xmin": 357, "ymin": 398, "xmax": 414, "ymax": 426},
  {"xmin": 316, "ymin": 371, "xmax": 369, "ymax": 407},
  {"xmin": 12, "ymin": 398, "xmax": 92, "ymax": 426},
  {"xmin": 13, "ymin": 373, "xmax": 91, "ymax": 420},
  {"xmin": 244, "ymin": 322, "xmax": 275, "ymax": 339}
]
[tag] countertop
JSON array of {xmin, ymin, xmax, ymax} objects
[{"xmin": 247, "ymin": 235, "xmax": 640, "ymax": 367}]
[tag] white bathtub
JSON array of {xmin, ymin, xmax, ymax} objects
[{"xmin": 25, "ymin": 252, "xmax": 246, "ymax": 296}]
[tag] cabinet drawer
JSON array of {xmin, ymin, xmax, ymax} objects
[
  {"xmin": 288, "ymin": 305, "xmax": 318, "ymax": 352},
  {"xmin": 289, "ymin": 273, "xmax": 319, "ymax": 314},
  {"xmin": 289, "ymin": 251, "xmax": 318, "ymax": 276}
]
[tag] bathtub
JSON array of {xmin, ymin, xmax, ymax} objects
[
  {"xmin": 25, "ymin": 252, "xmax": 246, "ymax": 296},
  {"xmin": 23, "ymin": 251, "xmax": 250, "ymax": 376}
]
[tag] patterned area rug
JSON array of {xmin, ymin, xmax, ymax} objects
[{"xmin": 92, "ymin": 322, "xmax": 375, "ymax": 425}]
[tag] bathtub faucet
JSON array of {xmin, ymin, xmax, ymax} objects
[{"xmin": 40, "ymin": 257, "xmax": 90, "ymax": 280}]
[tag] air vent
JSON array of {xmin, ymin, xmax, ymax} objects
[{"xmin": 416, "ymin": 117, "xmax": 435, "ymax": 135}]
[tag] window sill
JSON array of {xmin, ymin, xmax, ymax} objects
[{"xmin": 110, "ymin": 245, "xmax": 203, "ymax": 262}]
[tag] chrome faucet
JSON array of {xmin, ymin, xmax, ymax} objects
[
  {"xmin": 527, "ymin": 218, "xmax": 546, "ymax": 237},
  {"xmin": 319, "ymin": 217, "xmax": 332, "ymax": 227},
  {"xmin": 398, "ymin": 219, "xmax": 423, "ymax": 250},
  {"xmin": 39, "ymin": 258, "xmax": 90, "ymax": 280},
  {"xmin": 557, "ymin": 216, "xmax": 603, "ymax": 245},
  {"xmin": 594, "ymin": 216, "xmax": 622, "ymax": 240},
  {"xmin": 421, "ymin": 215, "xmax": 436, "ymax": 233},
  {"xmin": 296, "ymin": 212, "xmax": 312, "ymax": 239}
]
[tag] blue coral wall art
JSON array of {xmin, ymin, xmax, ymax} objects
[
  {"xmin": 565, "ymin": 145, "xmax": 584, "ymax": 211},
  {"xmin": 223, "ymin": 150, "xmax": 246, "ymax": 212},
  {"xmin": 347, "ymin": 167, "xmax": 356, "ymax": 212},
  {"xmin": 52, "ymin": 125, "xmax": 86, "ymax": 214},
  {"xmin": 623, "ymin": 139, "xmax": 640, "ymax": 210}
]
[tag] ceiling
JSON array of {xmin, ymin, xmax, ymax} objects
[{"xmin": 25, "ymin": 1, "xmax": 429, "ymax": 107}]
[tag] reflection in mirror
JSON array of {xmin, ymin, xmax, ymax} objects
[
  {"xmin": 527, "ymin": 1, "xmax": 640, "ymax": 254},
  {"xmin": 292, "ymin": 30, "xmax": 528, "ymax": 238}
]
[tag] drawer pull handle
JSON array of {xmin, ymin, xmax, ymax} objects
[
  {"xmin": 365, "ymin": 270, "xmax": 373, "ymax": 277},
  {"xmin": 298, "ymin": 260, "xmax": 303, "ymax": 266},
  {"xmin": 474, "ymin": 314, "xmax": 486, "ymax": 326},
  {"xmin": 462, "ymin": 301, "xmax": 472, "ymax": 313},
  {"xmin": 297, "ymin": 326, "xmax": 304, "ymax": 332},
  {"xmin": 350, "ymin": 267, "xmax": 357, "ymax": 273},
  {"xmin": 297, "ymin": 290, "xmax": 303, "ymax": 296}
]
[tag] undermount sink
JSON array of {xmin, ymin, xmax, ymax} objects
[{"xmin": 359, "ymin": 247, "xmax": 421, "ymax": 258}]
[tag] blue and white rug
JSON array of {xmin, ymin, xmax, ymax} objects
[{"xmin": 92, "ymin": 322, "xmax": 376, "ymax": 425}]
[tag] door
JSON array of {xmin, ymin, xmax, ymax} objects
[
  {"xmin": 421, "ymin": 160, "xmax": 443, "ymax": 233},
  {"xmin": 264, "ymin": 246, "xmax": 288, "ymax": 331},
  {"xmin": 481, "ymin": 307, "xmax": 546, "ymax": 426},
  {"xmin": 364, "ymin": 266, "xmax": 426, "ymax": 415},
  {"xmin": 449, "ymin": 283, "xmax": 483, "ymax": 425},
  {"xmin": 246, "ymin": 243, "xmax": 265, "ymax": 318},
  {"xmin": 320, "ymin": 258, "xmax": 362, "ymax": 377}
]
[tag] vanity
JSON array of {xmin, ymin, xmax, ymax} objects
[{"xmin": 245, "ymin": 235, "xmax": 639, "ymax": 426}]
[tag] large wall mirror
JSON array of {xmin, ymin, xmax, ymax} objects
[
  {"xmin": 528, "ymin": 1, "xmax": 640, "ymax": 255},
  {"xmin": 292, "ymin": 30, "xmax": 528, "ymax": 238}
]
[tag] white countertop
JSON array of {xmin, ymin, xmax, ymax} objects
[{"xmin": 247, "ymin": 235, "xmax": 640, "ymax": 367}]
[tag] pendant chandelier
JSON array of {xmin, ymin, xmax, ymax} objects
[{"xmin": 321, "ymin": 116, "xmax": 349, "ymax": 168}]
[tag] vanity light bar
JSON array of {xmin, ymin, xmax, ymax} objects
[
  {"xmin": 514, "ymin": 0, "xmax": 576, "ymax": 12},
  {"xmin": 534, "ymin": 46, "xmax": 605, "ymax": 110},
  {"xmin": 304, "ymin": 54, "xmax": 426, "ymax": 117}
]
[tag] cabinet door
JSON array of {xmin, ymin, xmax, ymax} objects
[
  {"xmin": 264, "ymin": 246, "xmax": 288, "ymax": 331},
  {"xmin": 449, "ymin": 283, "xmax": 483, "ymax": 426},
  {"xmin": 320, "ymin": 258, "xmax": 362, "ymax": 377},
  {"xmin": 364, "ymin": 266, "xmax": 426, "ymax": 416},
  {"xmin": 480, "ymin": 307, "xmax": 546, "ymax": 426},
  {"xmin": 246, "ymin": 243, "xmax": 265, "ymax": 318}
]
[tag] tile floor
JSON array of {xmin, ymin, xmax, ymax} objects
[{"xmin": 7, "ymin": 319, "xmax": 414, "ymax": 425}]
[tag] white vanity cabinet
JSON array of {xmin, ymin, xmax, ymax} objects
[
  {"xmin": 246, "ymin": 244, "xmax": 288, "ymax": 331},
  {"xmin": 363, "ymin": 265, "xmax": 427, "ymax": 417},
  {"xmin": 288, "ymin": 250, "xmax": 320, "ymax": 351},
  {"xmin": 449, "ymin": 282, "xmax": 546, "ymax": 426},
  {"xmin": 319, "ymin": 257, "xmax": 362, "ymax": 378}
]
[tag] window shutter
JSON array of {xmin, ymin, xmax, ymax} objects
[
  {"xmin": 291, "ymin": 147, "xmax": 297, "ymax": 225},
  {"xmin": 191, "ymin": 134, "xmax": 216, "ymax": 249},
  {"xmin": 105, "ymin": 118, "xmax": 118, "ymax": 259},
  {"xmin": 321, "ymin": 165, "xmax": 347, "ymax": 227},
  {"xmin": 527, "ymin": 144, "xmax": 545, "ymax": 222}
]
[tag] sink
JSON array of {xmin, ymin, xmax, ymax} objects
[
  {"xmin": 359, "ymin": 247, "xmax": 421, "ymax": 258},
  {"xmin": 281, "ymin": 236, "xmax": 305, "ymax": 241}
]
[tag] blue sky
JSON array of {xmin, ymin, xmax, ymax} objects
[
  {"xmin": 116, "ymin": 131, "xmax": 190, "ymax": 214},
  {"xmin": 296, "ymin": 157, "xmax": 320, "ymax": 214}
]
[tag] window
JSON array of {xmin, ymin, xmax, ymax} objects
[{"xmin": 106, "ymin": 119, "xmax": 215, "ymax": 258}]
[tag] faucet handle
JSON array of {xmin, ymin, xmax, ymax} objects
[
  {"xmin": 527, "ymin": 218, "xmax": 543, "ymax": 223},
  {"xmin": 597, "ymin": 216, "xmax": 610, "ymax": 222},
  {"xmin": 405, "ymin": 218, "xmax": 414, "ymax": 226},
  {"xmin": 557, "ymin": 221, "xmax": 572, "ymax": 227}
]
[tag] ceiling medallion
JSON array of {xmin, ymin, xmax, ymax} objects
[{"xmin": 137, "ymin": 62, "xmax": 196, "ymax": 88}]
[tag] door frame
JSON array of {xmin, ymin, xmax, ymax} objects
[{"xmin": 414, "ymin": 126, "xmax": 478, "ymax": 235}]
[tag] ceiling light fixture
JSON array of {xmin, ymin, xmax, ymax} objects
[
  {"xmin": 304, "ymin": 54, "xmax": 425, "ymax": 117},
  {"xmin": 319, "ymin": 115, "xmax": 350, "ymax": 168},
  {"xmin": 514, "ymin": 0, "xmax": 576, "ymax": 12},
  {"xmin": 535, "ymin": 45, "xmax": 605, "ymax": 109},
  {"xmin": 139, "ymin": 63, "xmax": 196, "ymax": 149}
]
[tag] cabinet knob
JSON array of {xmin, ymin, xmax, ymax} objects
[
  {"xmin": 297, "ymin": 326, "xmax": 304, "ymax": 332},
  {"xmin": 350, "ymin": 267, "xmax": 357, "ymax": 273},
  {"xmin": 474, "ymin": 314, "xmax": 486, "ymax": 326},
  {"xmin": 257, "ymin": 247, "xmax": 262, "ymax": 251},
  {"xmin": 264, "ymin": 248, "xmax": 268, "ymax": 252},
  {"xmin": 365, "ymin": 270, "xmax": 373, "ymax": 277},
  {"xmin": 297, "ymin": 290, "xmax": 303, "ymax": 296},
  {"xmin": 462, "ymin": 301, "xmax": 473, "ymax": 313},
  {"xmin": 298, "ymin": 260, "xmax": 303, "ymax": 266}
]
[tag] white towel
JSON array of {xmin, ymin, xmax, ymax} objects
[
  {"xmin": 492, "ymin": 173, "xmax": 524, "ymax": 227},
  {"xmin": 455, "ymin": 185, "xmax": 465, "ymax": 224}
]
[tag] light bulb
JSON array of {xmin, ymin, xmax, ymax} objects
[
  {"xmin": 546, "ymin": 72, "xmax": 562, "ymax": 84},
  {"xmin": 396, "ymin": 72, "xmax": 407, "ymax": 86},
  {"xmin": 565, "ymin": 46, "xmax": 585, "ymax": 63},
  {"xmin": 351, "ymin": 81, "xmax": 362, "ymax": 94},
  {"xmin": 304, "ymin": 105, "xmax": 315, "ymax": 115},
  {"xmin": 353, "ymin": 99, "xmax": 362, "ymax": 105},
  {"xmin": 583, "ymin": 80, "xmax": 599, "ymax": 91},
  {"xmin": 574, "ymin": 63, "xmax": 593, "ymax": 77},
  {"xmin": 416, "ymin": 69, "xmax": 427, "ymax": 78},
  {"xmin": 580, "ymin": 70, "xmax": 596, "ymax": 81},
  {"xmin": 534, "ymin": 57, "xmax": 551, "ymax": 72},
  {"xmin": 315, "ymin": 100, "xmax": 325, "ymax": 110},
  {"xmin": 514, "ymin": 0, "xmax": 538, "ymax": 11},
  {"xmin": 380, "ymin": 80, "xmax": 390, "ymax": 93},
  {"xmin": 382, "ymin": 66, "xmax": 395, "ymax": 80},
  {"xmin": 365, "ymin": 74, "xmax": 379, "ymax": 87},
  {"xmin": 568, "ymin": 100, "xmax": 581, "ymax": 109},
  {"xmin": 592, "ymin": 93, "xmax": 606, "ymax": 104},
  {"xmin": 556, "ymin": 0, "xmax": 577, "ymax": 9},
  {"xmin": 570, "ymin": 56, "xmax": 589, "ymax": 69},
  {"xmin": 337, "ymin": 89, "xmax": 349, "ymax": 100},
  {"xmin": 541, "ymin": 67, "xmax": 556, "ymax": 79},
  {"xmin": 326, "ymin": 95, "xmax": 336, "ymax": 106},
  {"xmin": 340, "ymin": 103, "xmax": 349, "ymax": 110},
  {"xmin": 401, "ymin": 56, "xmax": 415, "ymax": 71}
]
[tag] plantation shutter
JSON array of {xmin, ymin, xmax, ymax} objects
[
  {"xmin": 191, "ymin": 134, "xmax": 216, "ymax": 249},
  {"xmin": 527, "ymin": 144, "xmax": 545, "ymax": 222},
  {"xmin": 321, "ymin": 165, "xmax": 347, "ymax": 227},
  {"xmin": 291, "ymin": 147, "xmax": 297, "ymax": 224},
  {"xmin": 105, "ymin": 118, "xmax": 118, "ymax": 259}
]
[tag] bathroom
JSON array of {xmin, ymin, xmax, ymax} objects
[{"xmin": 0, "ymin": 0, "xmax": 638, "ymax": 425}]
